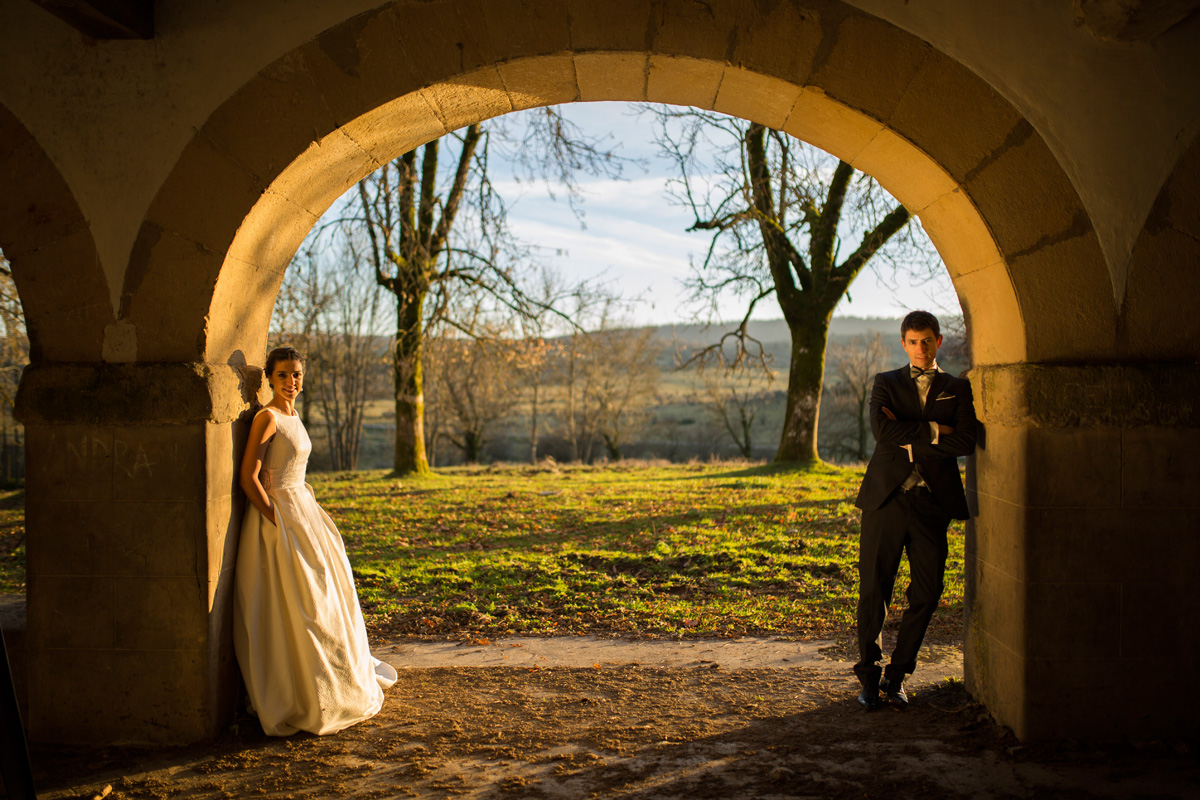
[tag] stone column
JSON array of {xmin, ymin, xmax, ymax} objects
[
  {"xmin": 965, "ymin": 363, "xmax": 1200, "ymax": 740},
  {"xmin": 16, "ymin": 362, "xmax": 260, "ymax": 744}
]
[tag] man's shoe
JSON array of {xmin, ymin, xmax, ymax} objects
[
  {"xmin": 857, "ymin": 687, "xmax": 881, "ymax": 711},
  {"xmin": 880, "ymin": 676, "xmax": 908, "ymax": 707}
]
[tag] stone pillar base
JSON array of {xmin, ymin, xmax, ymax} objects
[
  {"xmin": 966, "ymin": 363, "xmax": 1200, "ymax": 740},
  {"xmin": 16, "ymin": 362, "xmax": 260, "ymax": 744}
]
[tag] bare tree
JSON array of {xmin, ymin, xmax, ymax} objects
[
  {"xmin": 307, "ymin": 236, "xmax": 388, "ymax": 471},
  {"xmin": 426, "ymin": 323, "xmax": 523, "ymax": 465},
  {"xmin": 589, "ymin": 326, "xmax": 662, "ymax": 461},
  {"xmin": 697, "ymin": 358, "xmax": 776, "ymax": 459},
  {"xmin": 0, "ymin": 251, "xmax": 27, "ymax": 484},
  {"xmin": 512, "ymin": 268, "xmax": 567, "ymax": 463},
  {"xmin": 271, "ymin": 246, "xmax": 338, "ymax": 428},
  {"xmin": 646, "ymin": 106, "xmax": 938, "ymax": 463},
  {"xmin": 273, "ymin": 234, "xmax": 388, "ymax": 470},
  {"xmin": 352, "ymin": 126, "xmax": 481, "ymax": 475},
  {"xmin": 349, "ymin": 109, "xmax": 630, "ymax": 475},
  {"xmin": 822, "ymin": 333, "xmax": 892, "ymax": 462},
  {"xmin": 558, "ymin": 324, "xmax": 601, "ymax": 463},
  {"xmin": 549, "ymin": 290, "xmax": 636, "ymax": 463},
  {"xmin": 516, "ymin": 334, "xmax": 554, "ymax": 464}
]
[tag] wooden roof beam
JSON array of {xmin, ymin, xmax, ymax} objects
[{"xmin": 28, "ymin": 0, "xmax": 153, "ymax": 40}]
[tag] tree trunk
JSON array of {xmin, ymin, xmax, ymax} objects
[
  {"xmin": 738, "ymin": 406, "xmax": 753, "ymax": 459},
  {"xmin": 603, "ymin": 432, "xmax": 621, "ymax": 461},
  {"xmin": 529, "ymin": 381, "xmax": 539, "ymax": 463},
  {"xmin": 856, "ymin": 385, "xmax": 869, "ymax": 461},
  {"xmin": 775, "ymin": 318, "xmax": 832, "ymax": 463},
  {"xmin": 393, "ymin": 291, "xmax": 430, "ymax": 476},
  {"xmin": 464, "ymin": 430, "xmax": 482, "ymax": 464}
]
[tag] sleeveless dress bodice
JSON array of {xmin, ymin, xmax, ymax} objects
[{"xmin": 258, "ymin": 411, "xmax": 310, "ymax": 493}]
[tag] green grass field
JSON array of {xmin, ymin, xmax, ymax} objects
[
  {"xmin": 318, "ymin": 461, "xmax": 966, "ymax": 641},
  {"xmin": 0, "ymin": 462, "xmax": 967, "ymax": 642}
]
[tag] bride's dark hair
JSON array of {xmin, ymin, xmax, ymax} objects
[{"xmin": 265, "ymin": 346, "xmax": 305, "ymax": 375}]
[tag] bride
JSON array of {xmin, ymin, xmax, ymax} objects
[{"xmin": 233, "ymin": 346, "xmax": 397, "ymax": 735}]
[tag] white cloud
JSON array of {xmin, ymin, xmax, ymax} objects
[
  {"xmin": 323, "ymin": 101, "xmax": 963, "ymax": 326},
  {"xmin": 502, "ymin": 169, "xmax": 962, "ymax": 325}
]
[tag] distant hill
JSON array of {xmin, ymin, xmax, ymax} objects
[
  {"xmin": 343, "ymin": 314, "xmax": 962, "ymax": 381},
  {"xmin": 645, "ymin": 315, "xmax": 968, "ymax": 376},
  {"xmin": 650, "ymin": 316, "xmax": 902, "ymax": 349}
]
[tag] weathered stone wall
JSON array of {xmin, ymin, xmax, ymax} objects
[
  {"xmin": 15, "ymin": 364, "xmax": 263, "ymax": 742},
  {"xmin": 966, "ymin": 363, "xmax": 1200, "ymax": 739}
]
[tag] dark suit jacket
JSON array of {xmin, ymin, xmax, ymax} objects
[{"xmin": 854, "ymin": 365, "xmax": 978, "ymax": 520}]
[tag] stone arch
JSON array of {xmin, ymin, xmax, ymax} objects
[
  {"xmin": 0, "ymin": 103, "xmax": 112, "ymax": 363},
  {"xmin": 122, "ymin": 0, "xmax": 1112, "ymax": 372},
  {"xmin": 1121, "ymin": 129, "xmax": 1200, "ymax": 359}
]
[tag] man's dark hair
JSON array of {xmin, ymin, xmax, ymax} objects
[{"xmin": 900, "ymin": 310, "xmax": 940, "ymax": 339}]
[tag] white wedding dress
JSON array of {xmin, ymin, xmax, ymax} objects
[{"xmin": 233, "ymin": 407, "xmax": 397, "ymax": 736}]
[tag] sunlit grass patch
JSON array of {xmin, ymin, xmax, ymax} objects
[
  {"xmin": 0, "ymin": 488, "xmax": 23, "ymax": 594},
  {"xmin": 0, "ymin": 462, "xmax": 966, "ymax": 640},
  {"xmin": 313, "ymin": 461, "xmax": 965, "ymax": 641},
  {"xmin": 0, "ymin": 460, "xmax": 964, "ymax": 642}
]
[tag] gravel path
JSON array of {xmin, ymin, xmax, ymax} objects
[
  {"xmin": 30, "ymin": 637, "xmax": 1200, "ymax": 800},
  {"xmin": 379, "ymin": 635, "xmax": 962, "ymax": 675}
]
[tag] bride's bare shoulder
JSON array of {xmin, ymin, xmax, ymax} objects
[{"xmin": 250, "ymin": 406, "xmax": 280, "ymax": 435}]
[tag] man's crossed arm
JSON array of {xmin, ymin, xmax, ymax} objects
[
  {"xmin": 880, "ymin": 406, "xmax": 953, "ymax": 461},
  {"xmin": 869, "ymin": 373, "xmax": 975, "ymax": 462}
]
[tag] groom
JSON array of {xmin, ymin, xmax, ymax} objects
[{"xmin": 853, "ymin": 310, "xmax": 977, "ymax": 710}]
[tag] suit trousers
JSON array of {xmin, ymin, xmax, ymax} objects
[{"xmin": 854, "ymin": 486, "xmax": 950, "ymax": 686}]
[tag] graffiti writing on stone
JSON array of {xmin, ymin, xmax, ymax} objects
[
  {"xmin": 56, "ymin": 433, "xmax": 159, "ymax": 477},
  {"xmin": 114, "ymin": 439, "xmax": 158, "ymax": 478},
  {"xmin": 61, "ymin": 433, "xmax": 110, "ymax": 470}
]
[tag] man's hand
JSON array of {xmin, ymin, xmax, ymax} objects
[{"xmin": 938, "ymin": 424, "xmax": 954, "ymax": 435}]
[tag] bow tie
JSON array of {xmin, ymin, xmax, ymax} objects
[{"xmin": 910, "ymin": 366, "xmax": 936, "ymax": 379}]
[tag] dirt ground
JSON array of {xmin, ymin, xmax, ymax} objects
[{"xmin": 28, "ymin": 635, "xmax": 1200, "ymax": 800}]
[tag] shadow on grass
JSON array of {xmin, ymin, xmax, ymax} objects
[
  {"xmin": 0, "ymin": 489, "xmax": 24, "ymax": 510},
  {"xmin": 644, "ymin": 460, "xmax": 859, "ymax": 483}
]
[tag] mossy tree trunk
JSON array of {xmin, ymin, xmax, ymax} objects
[
  {"xmin": 353, "ymin": 111, "xmax": 626, "ymax": 475},
  {"xmin": 747, "ymin": 125, "xmax": 910, "ymax": 463},
  {"xmin": 669, "ymin": 116, "xmax": 913, "ymax": 464},
  {"xmin": 357, "ymin": 126, "xmax": 481, "ymax": 476},
  {"xmin": 391, "ymin": 275, "xmax": 429, "ymax": 475}
]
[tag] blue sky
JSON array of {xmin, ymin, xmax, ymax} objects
[
  {"xmin": 491, "ymin": 102, "xmax": 962, "ymax": 326},
  {"xmin": 308, "ymin": 101, "xmax": 963, "ymax": 330}
]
